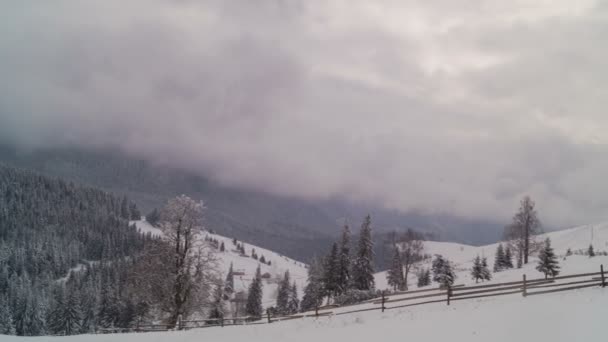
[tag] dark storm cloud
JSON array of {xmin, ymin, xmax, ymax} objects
[{"xmin": 2, "ymin": 0, "xmax": 608, "ymax": 227}]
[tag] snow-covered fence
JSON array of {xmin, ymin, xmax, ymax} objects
[{"xmin": 98, "ymin": 265, "xmax": 608, "ymax": 335}]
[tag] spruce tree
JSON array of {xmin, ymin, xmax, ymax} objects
[
  {"xmin": 336, "ymin": 223, "xmax": 352, "ymax": 295},
  {"xmin": 245, "ymin": 266, "xmax": 263, "ymax": 318},
  {"xmin": 287, "ymin": 283, "xmax": 299, "ymax": 314},
  {"xmin": 276, "ymin": 270, "xmax": 291, "ymax": 315},
  {"xmin": 387, "ymin": 246, "xmax": 404, "ymax": 290},
  {"xmin": 416, "ymin": 268, "xmax": 431, "ymax": 288},
  {"xmin": 432, "ymin": 255, "xmax": 456, "ymax": 288},
  {"xmin": 0, "ymin": 296, "xmax": 16, "ymax": 335},
  {"xmin": 471, "ymin": 256, "xmax": 483, "ymax": 283},
  {"xmin": 588, "ymin": 244, "xmax": 595, "ymax": 257},
  {"xmin": 536, "ymin": 238, "xmax": 560, "ymax": 278},
  {"xmin": 301, "ymin": 257, "xmax": 324, "ymax": 312},
  {"xmin": 493, "ymin": 244, "xmax": 505, "ymax": 272},
  {"xmin": 323, "ymin": 243, "xmax": 340, "ymax": 299},
  {"xmin": 352, "ymin": 215, "xmax": 375, "ymax": 291},
  {"xmin": 49, "ymin": 290, "xmax": 81, "ymax": 335},
  {"xmin": 504, "ymin": 246, "xmax": 514, "ymax": 268},
  {"xmin": 481, "ymin": 257, "xmax": 492, "ymax": 281},
  {"xmin": 225, "ymin": 263, "xmax": 235, "ymax": 297}
]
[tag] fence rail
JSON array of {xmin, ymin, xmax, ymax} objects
[{"xmin": 99, "ymin": 264, "xmax": 607, "ymax": 335}]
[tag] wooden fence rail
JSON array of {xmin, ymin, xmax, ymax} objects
[{"xmin": 100, "ymin": 264, "xmax": 607, "ymax": 335}]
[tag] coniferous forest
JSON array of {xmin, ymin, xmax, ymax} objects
[{"xmin": 0, "ymin": 164, "xmax": 154, "ymax": 336}]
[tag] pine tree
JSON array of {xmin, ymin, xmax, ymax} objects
[
  {"xmin": 118, "ymin": 299, "xmax": 136, "ymax": 329},
  {"xmin": 287, "ymin": 283, "xmax": 299, "ymax": 314},
  {"xmin": 416, "ymin": 268, "xmax": 431, "ymax": 288},
  {"xmin": 387, "ymin": 246, "xmax": 404, "ymax": 290},
  {"xmin": 504, "ymin": 246, "xmax": 514, "ymax": 268},
  {"xmin": 220, "ymin": 242, "xmax": 225, "ymax": 252},
  {"xmin": 49, "ymin": 290, "xmax": 81, "ymax": 335},
  {"xmin": 300, "ymin": 257, "xmax": 324, "ymax": 312},
  {"xmin": 588, "ymin": 244, "xmax": 595, "ymax": 257},
  {"xmin": 536, "ymin": 238, "xmax": 560, "ymax": 278},
  {"xmin": 493, "ymin": 244, "xmax": 505, "ymax": 272},
  {"xmin": 245, "ymin": 266, "xmax": 263, "ymax": 318},
  {"xmin": 276, "ymin": 270, "xmax": 291, "ymax": 315},
  {"xmin": 322, "ymin": 243, "xmax": 340, "ymax": 299},
  {"xmin": 481, "ymin": 257, "xmax": 492, "ymax": 281},
  {"xmin": 352, "ymin": 215, "xmax": 375, "ymax": 291},
  {"xmin": 0, "ymin": 296, "xmax": 16, "ymax": 335},
  {"xmin": 471, "ymin": 256, "xmax": 483, "ymax": 283},
  {"xmin": 260, "ymin": 255, "xmax": 266, "ymax": 264},
  {"xmin": 225, "ymin": 263, "xmax": 235, "ymax": 296},
  {"xmin": 432, "ymin": 255, "xmax": 456, "ymax": 288},
  {"xmin": 336, "ymin": 223, "xmax": 352, "ymax": 295}
]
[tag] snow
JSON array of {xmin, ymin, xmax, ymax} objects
[
  {"xmin": 130, "ymin": 218, "xmax": 162, "ymax": 237},
  {"xmin": 4, "ymin": 286, "xmax": 606, "ymax": 342}
]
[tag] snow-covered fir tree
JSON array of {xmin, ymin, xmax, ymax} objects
[
  {"xmin": 224, "ymin": 263, "xmax": 235, "ymax": 297},
  {"xmin": 537, "ymin": 238, "xmax": 560, "ymax": 278},
  {"xmin": 588, "ymin": 244, "xmax": 595, "ymax": 257},
  {"xmin": 432, "ymin": 255, "xmax": 456, "ymax": 288},
  {"xmin": 300, "ymin": 257, "xmax": 324, "ymax": 312},
  {"xmin": 0, "ymin": 296, "xmax": 16, "ymax": 335},
  {"xmin": 276, "ymin": 270, "xmax": 292, "ymax": 315},
  {"xmin": 336, "ymin": 223, "xmax": 352, "ymax": 295},
  {"xmin": 493, "ymin": 244, "xmax": 506, "ymax": 272},
  {"xmin": 352, "ymin": 215, "xmax": 375, "ymax": 291},
  {"xmin": 504, "ymin": 246, "xmax": 514, "ymax": 268},
  {"xmin": 48, "ymin": 289, "xmax": 82, "ymax": 335},
  {"xmin": 387, "ymin": 245, "xmax": 404, "ymax": 290},
  {"xmin": 481, "ymin": 257, "xmax": 492, "ymax": 281},
  {"xmin": 323, "ymin": 243, "xmax": 340, "ymax": 299},
  {"xmin": 245, "ymin": 265, "xmax": 263, "ymax": 318},
  {"xmin": 471, "ymin": 256, "xmax": 483, "ymax": 283},
  {"xmin": 417, "ymin": 268, "xmax": 431, "ymax": 287},
  {"xmin": 287, "ymin": 283, "xmax": 299, "ymax": 314}
]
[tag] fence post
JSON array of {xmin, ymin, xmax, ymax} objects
[
  {"xmin": 221, "ymin": 316, "xmax": 224, "ymax": 328},
  {"xmin": 601, "ymin": 265, "xmax": 606, "ymax": 288},
  {"xmin": 315, "ymin": 305, "xmax": 319, "ymax": 318},
  {"xmin": 267, "ymin": 309, "xmax": 272, "ymax": 324},
  {"xmin": 381, "ymin": 291, "xmax": 386, "ymax": 312},
  {"xmin": 177, "ymin": 314, "xmax": 182, "ymax": 330},
  {"xmin": 446, "ymin": 284, "xmax": 451, "ymax": 306},
  {"xmin": 522, "ymin": 274, "xmax": 527, "ymax": 297}
]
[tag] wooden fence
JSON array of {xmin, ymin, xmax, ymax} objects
[{"xmin": 98, "ymin": 264, "xmax": 608, "ymax": 334}]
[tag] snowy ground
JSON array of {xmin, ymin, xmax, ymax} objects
[{"xmin": 4, "ymin": 286, "xmax": 606, "ymax": 342}]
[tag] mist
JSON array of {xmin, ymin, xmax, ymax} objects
[{"xmin": 2, "ymin": 0, "xmax": 608, "ymax": 227}]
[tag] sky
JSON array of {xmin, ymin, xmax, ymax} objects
[{"xmin": 1, "ymin": 0, "xmax": 608, "ymax": 227}]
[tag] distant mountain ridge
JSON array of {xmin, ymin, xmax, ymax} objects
[{"xmin": 0, "ymin": 144, "xmax": 505, "ymax": 263}]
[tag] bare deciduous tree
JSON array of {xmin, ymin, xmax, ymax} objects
[
  {"xmin": 160, "ymin": 195, "xmax": 217, "ymax": 325},
  {"xmin": 398, "ymin": 229, "xmax": 424, "ymax": 290},
  {"xmin": 504, "ymin": 196, "xmax": 542, "ymax": 265}
]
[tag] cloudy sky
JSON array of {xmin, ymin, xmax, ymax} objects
[{"xmin": 1, "ymin": 0, "xmax": 608, "ymax": 227}]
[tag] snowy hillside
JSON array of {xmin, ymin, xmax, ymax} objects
[
  {"xmin": 375, "ymin": 222, "xmax": 608, "ymax": 290},
  {"xmin": 131, "ymin": 219, "xmax": 308, "ymax": 309}
]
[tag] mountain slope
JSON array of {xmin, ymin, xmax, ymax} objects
[{"xmin": 132, "ymin": 219, "xmax": 308, "ymax": 310}]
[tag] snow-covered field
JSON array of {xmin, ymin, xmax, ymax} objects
[{"xmin": 3, "ymin": 286, "xmax": 606, "ymax": 342}]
